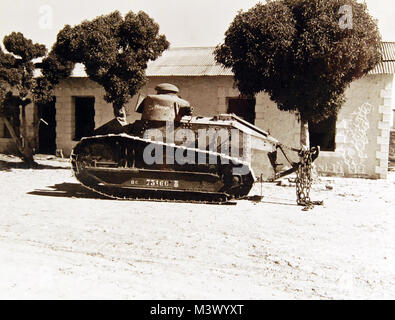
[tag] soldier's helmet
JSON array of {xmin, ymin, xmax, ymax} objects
[{"xmin": 155, "ymin": 83, "xmax": 179, "ymax": 94}]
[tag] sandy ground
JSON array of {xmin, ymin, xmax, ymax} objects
[{"xmin": 0, "ymin": 154, "xmax": 394, "ymax": 300}]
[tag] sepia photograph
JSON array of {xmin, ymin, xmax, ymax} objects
[{"xmin": 0, "ymin": 0, "xmax": 394, "ymax": 304}]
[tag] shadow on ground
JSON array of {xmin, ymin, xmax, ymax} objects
[
  {"xmin": 28, "ymin": 183, "xmax": 269, "ymax": 206},
  {"xmin": 0, "ymin": 160, "xmax": 69, "ymax": 171},
  {"xmin": 28, "ymin": 183, "xmax": 109, "ymax": 200}
]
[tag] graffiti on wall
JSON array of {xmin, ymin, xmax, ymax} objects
[
  {"xmin": 342, "ymin": 102, "xmax": 373, "ymax": 174},
  {"xmin": 317, "ymin": 102, "xmax": 374, "ymax": 176}
]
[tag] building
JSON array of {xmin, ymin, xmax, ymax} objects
[{"xmin": 1, "ymin": 44, "xmax": 394, "ymax": 178}]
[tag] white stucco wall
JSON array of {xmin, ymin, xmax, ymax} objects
[
  {"xmin": 254, "ymin": 74, "xmax": 394, "ymax": 179},
  {"xmin": 51, "ymin": 78, "xmax": 110, "ymax": 157}
]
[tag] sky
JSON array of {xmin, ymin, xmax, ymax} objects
[{"xmin": 0, "ymin": 0, "xmax": 394, "ymax": 51}]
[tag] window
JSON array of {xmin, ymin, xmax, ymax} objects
[
  {"xmin": 74, "ymin": 97, "xmax": 95, "ymax": 141},
  {"xmin": 227, "ymin": 97, "xmax": 256, "ymax": 125},
  {"xmin": 309, "ymin": 115, "xmax": 337, "ymax": 151}
]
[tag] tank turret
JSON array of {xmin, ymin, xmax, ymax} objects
[{"xmin": 136, "ymin": 83, "xmax": 192, "ymax": 122}]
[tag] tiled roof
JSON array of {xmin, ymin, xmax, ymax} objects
[
  {"xmin": 34, "ymin": 43, "xmax": 395, "ymax": 78},
  {"xmin": 146, "ymin": 47, "xmax": 232, "ymax": 76},
  {"xmin": 369, "ymin": 42, "xmax": 395, "ymax": 75},
  {"xmin": 379, "ymin": 42, "xmax": 395, "ymax": 61},
  {"xmin": 370, "ymin": 61, "xmax": 395, "ymax": 74}
]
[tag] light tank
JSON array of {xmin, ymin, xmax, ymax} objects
[{"xmin": 71, "ymin": 83, "xmax": 319, "ymax": 204}]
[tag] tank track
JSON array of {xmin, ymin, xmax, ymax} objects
[
  {"xmin": 71, "ymin": 134, "xmax": 255, "ymax": 204},
  {"xmin": 72, "ymin": 181, "xmax": 234, "ymax": 205}
]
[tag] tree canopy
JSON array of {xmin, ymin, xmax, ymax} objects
[
  {"xmin": 44, "ymin": 10, "xmax": 169, "ymax": 111},
  {"xmin": 0, "ymin": 32, "xmax": 50, "ymax": 165},
  {"xmin": 214, "ymin": 0, "xmax": 381, "ymax": 124},
  {"xmin": 0, "ymin": 32, "xmax": 48, "ymax": 106}
]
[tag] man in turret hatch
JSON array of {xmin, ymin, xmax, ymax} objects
[
  {"xmin": 136, "ymin": 83, "xmax": 192, "ymax": 122},
  {"xmin": 94, "ymin": 83, "xmax": 192, "ymax": 135}
]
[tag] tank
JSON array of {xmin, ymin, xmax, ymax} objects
[{"xmin": 71, "ymin": 83, "xmax": 319, "ymax": 204}]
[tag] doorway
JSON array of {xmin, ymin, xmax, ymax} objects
[
  {"xmin": 74, "ymin": 97, "xmax": 95, "ymax": 141},
  {"xmin": 37, "ymin": 98, "xmax": 56, "ymax": 154}
]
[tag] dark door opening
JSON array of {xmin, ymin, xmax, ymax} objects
[
  {"xmin": 74, "ymin": 97, "xmax": 95, "ymax": 141},
  {"xmin": 309, "ymin": 115, "xmax": 337, "ymax": 151},
  {"xmin": 37, "ymin": 98, "xmax": 57, "ymax": 154},
  {"xmin": 227, "ymin": 97, "xmax": 256, "ymax": 125}
]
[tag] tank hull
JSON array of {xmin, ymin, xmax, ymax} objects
[
  {"xmin": 71, "ymin": 134, "xmax": 255, "ymax": 203},
  {"xmin": 73, "ymin": 114, "xmax": 318, "ymax": 203}
]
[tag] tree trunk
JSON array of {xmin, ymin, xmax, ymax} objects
[
  {"xmin": 1, "ymin": 105, "xmax": 37, "ymax": 168},
  {"xmin": 20, "ymin": 104, "xmax": 36, "ymax": 168},
  {"xmin": 300, "ymin": 118, "xmax": 310, "ymax": 149}
]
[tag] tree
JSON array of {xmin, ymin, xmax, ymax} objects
[
  {"xmin": 215, "ymin": 0, "xmax": 381, "ymax": 147},
  {"xmin": 0, "ymin": 32, "xmax": 50, "ymax": 167},
  {"xmin": 45, "ymin": 10, "xmax": 169, "ymax": 117}
]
